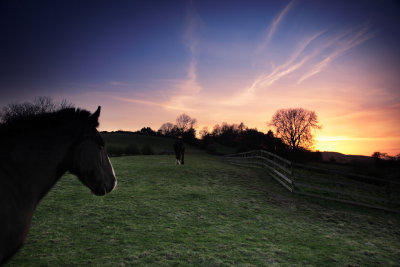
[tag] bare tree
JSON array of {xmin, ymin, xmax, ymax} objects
[
  {"xmin": 268, "ymin": 108, "xmax": 321, "ymax": 150},
  {"xmin": 59, "ymin": 99, "xmax": 75, "ymax": 109},
  {"xmin": 372, "ymin": 152, "xmax": 383, "ymax": 160},
  {"xmin": 34, "ymin": 96, "xmax": 56, "ymax": 113},
  {"xmin": 372, "ymin": 152, "xmax": 394, "ymax": 163},
  {"xmin": 159, "ymin": 122, "xmax": 175, "ymax": 136},
  {"xmin": 212, "ymin": 124, "xmax": 222, "ymax": 136},
  {"xmin": 238, "ymin": 122, "xmax": 246, "ymax": 134},
  {"xmin": 199, "ymin": 126, "xmax": 209, "ymax": 138},
  {"xmin": 1, "ymin": 102, "xmax": 35, "ymax": 123},
  {"xmin": 0, "ymin": 96, "xmax": 75, "ymax": 123},
  {"xmin": 176, "ymin": 113, "xmax": 197, "ymax": 135}
]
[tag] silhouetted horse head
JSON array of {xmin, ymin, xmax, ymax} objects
[
  {"xmin": 0, "ymin": 105, "xmax": 117, "ymax": 264},
  {"xmin": 70, "ymin": 106, "xmax": 117, "ymax": 196}
]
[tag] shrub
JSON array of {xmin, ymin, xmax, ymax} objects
[{"xmin": 141, "ymin": 144, "xmax": 155, "ymax": 155}]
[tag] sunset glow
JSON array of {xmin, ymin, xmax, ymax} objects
[{"xmin": 1, "ymin": 0, "xmax": 399, "ymax": 156}]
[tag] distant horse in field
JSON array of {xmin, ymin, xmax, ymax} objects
[
  {"xmin": 174, "ymin": 138, "xmax": 185, "ymax": 165},
  {"xmin": 0, "ymin": 106, "xmax": 116, "ymax": 265}
]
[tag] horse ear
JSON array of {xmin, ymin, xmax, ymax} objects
[{"xmin": 90, "ymin": 106, "xmax": 101, "ymax": 125}]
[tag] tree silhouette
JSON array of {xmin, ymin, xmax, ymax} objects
[
  {"xmin": 158, "ymin": 122, "xmax": 175, "ymax": 136},
  {"xmin": 268, "ymin": 108, "xmax": 321, "ymax": 150},
  {"xmin": 139, "ymin": 127, "xmax": 156, "ymax": 136},
  {"xmin": 199, "ymin": 126, "xmax": 209, "ymax": 138},
  {"xmin": 0, "ymin": 96, "xmax": 74, "ymax": 123},
  {"xmin": 176, "ymin": 113, "xmax": 197, "ymax": 135}
]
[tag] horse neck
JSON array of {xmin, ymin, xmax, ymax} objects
[{"xmin": 1, "ymin": 126, "xmax": 80, "ymax": 205}]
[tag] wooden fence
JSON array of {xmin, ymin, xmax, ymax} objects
[
  {"xmin": 224, "ymin": 150, "xmax": 294, "ymax": 192},
  {"xmin": 224, "ymin": 150, "xmax": 400, "ymax": 213}
]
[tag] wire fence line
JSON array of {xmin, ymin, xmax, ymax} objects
[{"xmin": 224, "ymin": 150, "xmax": 400, "ymax": 213}]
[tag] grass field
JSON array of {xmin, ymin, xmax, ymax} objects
[{"xmin": 7, "ymin": 151, "xmax": 400, "ymax": 266}]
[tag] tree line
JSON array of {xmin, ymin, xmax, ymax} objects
[
  {"xmin": 0, "ymin": 98, "xmax": 323, "ymax": 160},
  {"xmin": 0, "ymin": 96, "xmax": 74, "ymax": 123},
  {"xmin": 3, "ymin": 97, "xmax": 400, "ymax": 164},
  {"xmin": 138, "ymin": 109, "xmax": 323, "ymax": 162},
  {"xmin": 112, "ymin": 113, "xmax": 198, "ymax": 145}
]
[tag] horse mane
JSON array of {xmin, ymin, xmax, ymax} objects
[{"xmin": 0, "ymin": 108, "xmax": 97, "ymax": 138}]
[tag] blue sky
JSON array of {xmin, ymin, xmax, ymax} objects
[{"xmin": 1, "ymin": 0, "xmax": 399, "ymax": 155}]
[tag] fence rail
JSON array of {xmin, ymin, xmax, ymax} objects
[
  {"xmin": 224, "ymin": 150, "xmax": 400, "ymax": 213},
  {"xmin": 225, "ymin": 150, "xmax": 294, "ymax": 193}
]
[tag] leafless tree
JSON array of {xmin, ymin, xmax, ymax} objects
[
  {"xmin": 238, "ymin": 122, "xmax": 246, "ymax": 133},
  {"xmin": 268, "ymin": 108, "xmax": 321, "ymax": 150},
  {"xmin": 34, "ymin": 96, "xmax": 57, "ymax": 113},
  {"xmin": 176, "ymin": 113, "xmax": 197, "ymax": 135},
  {"xmin": 59, "ymin": 99, "xmax": 75, "ymax": 109},
  {"xmin": 372, "ymin": 152, "xmax": 384, "ymax": 160},
  {"xmin": 199, "ymin": 126, "xmax": 209, "ymax": 138},
  {"xmin": 212, "ymin": 124, "xmax": 222, "ymax": 136},
  {"xmin": 159, "ymin": 122, "xmax": 175, "ymax": 136},
  {"xmin": 0, "ymin": 96, "xmax": 74, "ymax": 123}
]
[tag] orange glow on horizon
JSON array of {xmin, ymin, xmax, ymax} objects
[
  {"xmin": 59, "ymin": 87, "xmax": 400, "ymax": 158},
  {"xmin": 97, "ymin": 112, "xmax": 400, "ymax": 157},
  {"xmin": 2, "ymin": 1, "xmax": 399, "ymax": 158},
  {"xmin": 54, "ymin": 14, "xmax": 399, "ymax": 159},
  {"xmin": 315, "ymin": 136, "xmax": 400, "ymax": 156}
]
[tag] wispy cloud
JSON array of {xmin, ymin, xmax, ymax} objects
[
  {"xmin": 223, "ymin": 31, "xmax": 322, "ymax": 106},
  {"xmin": 257, "ymin": 24, "xmax": 375, "ymax": 89},
  {"xmin": 254, "ymin": 31, "xmax": 323, "ymax": 88},
  {"xmin": 297, "ymin": 24, "xmax": 375, "ymax": 84},
  {"xmin": 258, "ymin": 0, "xmax": 295, "ymax": 51},
  {"xmin": 110, "ymin": 2, "xmax": 204, "ymax": 113},
  {"xmin": 109, "ymin": 81, "xmax": 130, "ymax": 86},
  {"xmin": 113, "ymin": 96, "xmax": 197, "ymax": 112},
  {"xmin": 226, "ymin": 22, "xmax": 375, "ymax": 108},
  {"xmin": 184, "ymin": 1, "xmax": 202, "ymax": 55},
  {"xmin": 161, "ymin": 1, "xmax": 204, "ymax": 111}
]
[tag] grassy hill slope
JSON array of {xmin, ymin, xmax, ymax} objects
[
  {"xmin": 321, "ymin": 151, "xmax": 375, "ymax": 164},
  {"xmin": 8, "ymin": 153, "xmax": 400, "ymax": 266},
  {"xmin": 101, "ymin": 132, "xmax": 199, "ymax": 156}
]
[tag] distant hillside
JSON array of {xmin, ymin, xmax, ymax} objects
[
  {"xmin": 101, "ymin": 132, "xmax": 174, "ymax": 155},
  {"xmin": 321, "ymin": 151, "xmax": 374, "ymax": 164},
  {"xmin": 100, "ymin": 131, "xmax": 200, "ymax": 156},
  {"xmin": 100, "ymin": 131, "xmax": 376, "ymax": 164}
]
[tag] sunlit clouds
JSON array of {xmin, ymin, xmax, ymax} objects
[
  {"xmin": 297, "ymin": 24, "xmax": 375, "ymax": 84},
  {"xmin": 1, "ymin": 1, "xmax": 399, "ymax": 156},
  {"xmin": 94, "ymin": 3, "xmax": 398, "ymax": 156},
  {"xmin": 162, "ymin": 1, "xmax": 203, "ymax": 112}
]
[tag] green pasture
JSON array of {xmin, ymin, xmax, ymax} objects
[{"xmin": 8, "ymin": 152, "xmax": 400, "ymax": 266}]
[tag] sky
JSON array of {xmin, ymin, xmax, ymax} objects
[{"xmin": 1, "ymin": 0, "xmax": 400, "ymax": 156}]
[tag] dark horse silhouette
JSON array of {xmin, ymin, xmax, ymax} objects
[
  {"xmin": 174, "ymin": 138, "xmax": 185, "ymax": 165},
  {"xmin": 0, "ymin": 106, "xmax": 116, "ymax": 265}
]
